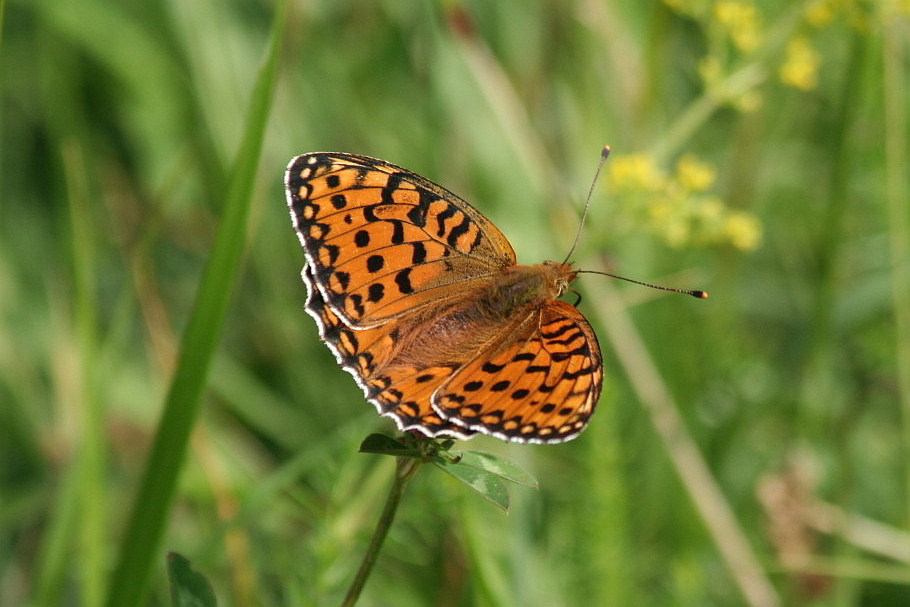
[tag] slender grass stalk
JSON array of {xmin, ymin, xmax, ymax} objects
[
  {"xmin": 32, "ymin": 461, "xmax": 81, "ymax": 607},
  {"xmin": 102, "ymin": 2, "xmax": 286, "ymax": 605},
  {"xmin": 62, "ymin": 141, "xmax": 105, "ymax": 607},
  {"xmin": 340, "ymin": 457, "xmax": 421, "ymax": 607}
]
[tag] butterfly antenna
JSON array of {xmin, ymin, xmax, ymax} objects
[
  {"xmin": 562, "ymin": 146, "xmax": 611, "ymax": 265},
  {"xmin": 577, "ymin": 270, "xmax": 709, "ymax": 299}
]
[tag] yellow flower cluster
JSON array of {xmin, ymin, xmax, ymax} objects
[
  {"xmin": 664, "ymin": 0, "xmax": 910, "ymax": 96},
  {"xmin": 607, "ymin": 153, "xmax": 762, "ymax": 251},
  {"xmin": 714, "ymin": 1, "xmax": 763, "ymax": 52},
  {"xmin": 780, "ymin": 36, "xmax": 822, "ymax": 91}
]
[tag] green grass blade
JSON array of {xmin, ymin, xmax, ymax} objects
[
  {"xmin": 63, "ymin": 140, "xmax": 106, "ymax": 607},
  {"xmin": 31, "ymin": 467, "xmax": 81, "ymax": 607},
  {"xmin": 102, "ymin": 2, "xmax": 287, "ymax": 605}
]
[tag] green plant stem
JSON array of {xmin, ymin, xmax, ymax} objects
[{"xmin": 340, "ymin": 457, "xmax": 420, "ymax": 607}]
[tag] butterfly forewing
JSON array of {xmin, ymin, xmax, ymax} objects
[{"xmin": 286, "ymin": 153, "xmax": 516, "ymax": 327}]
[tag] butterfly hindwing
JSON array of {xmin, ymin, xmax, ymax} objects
[
  {"xmin": 303, "ymin": 265, "xmax": 475, "ymax": 438},
  {"xmin": 433, "ymin": 301, "xmax": 603, "ymax": 444}
]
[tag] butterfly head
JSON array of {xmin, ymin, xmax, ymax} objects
[{"xmin": 540, "ymin": 260, "xmax": 578, "ymax": 299}]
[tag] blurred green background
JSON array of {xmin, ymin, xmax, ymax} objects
[{"xmin": 3, "ymin": 0, "xmax": 910, "ymax": 605}]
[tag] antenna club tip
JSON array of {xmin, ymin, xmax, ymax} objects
[
  {"xmin": 601, "ymin": 145, "xmax": 611, "ymax": 159},
  {"xmin": 692, "ymin": 290, "xmax": 709, "ymax": 299}
]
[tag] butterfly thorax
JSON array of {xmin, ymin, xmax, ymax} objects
[
  {"xmin": 479, "ymin": 261, "xmax": 577, "ymax": 320},
  {"xmin": 388, "ymin": 261, "xmax": 578, "ymax": 369}
]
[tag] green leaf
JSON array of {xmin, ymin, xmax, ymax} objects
[
  {"xmin": 167, "ymin": 553, "xmax": 216, "ymax": 607},
  {"xmin": 434, "ymin": 460, "xmax": 510, "ymax": 512},
  {"xmin": 359, "ymin": 434, "xmax": 422, "ymax": 457},
  {"xmin": 452, "ymin": 451, "xmax": 538, "ymax": 488}
]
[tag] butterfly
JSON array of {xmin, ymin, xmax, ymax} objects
[{"xmin": 285, "ymin": 152, "xmax": 603, "ymax": 444}]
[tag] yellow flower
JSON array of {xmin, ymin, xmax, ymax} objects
[
  {"xmin": 780, "ymin": 36, "xmax": 822, "ymax": 91},
  {"xmin": 608, "ymin": 153, "xmax": 663, "ymax": 191},
  {"xmin": 607, "ymin": 152, "xmax": 762, "ymax": 251},
  {"xmin": 715, "ymin": 1, "xmax": 762, "ymax": 53},
  {"xmin": 676, "ymin": 154, "xmax": 717, "ymax": 192},
  {"xmin": 723, "ymin": 211, "xmax": 762, "ymax": 250}
]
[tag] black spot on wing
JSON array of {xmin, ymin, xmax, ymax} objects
[
  {"xmin": 435, "ymin": 203, "xmax": 457, "ymax": 237},
  {"xmin": 368, "ymin": 283, "xmax": 384, "ymax": 303},
  {"xmin": 446, "ymin": 215, "xmax": 471, "ymax": 248},
  {"xmin": 490, "ymin": 380, "xmax": 510, "ymax": 392},
  {"xmin": 406, "ymin": 189, "xmax": 437, "ymax": 228},
  {"xmin": 563, "ymin": 364, "xmax": 596, "ymax": 380},
  {"xmin": 395, "ymin": 269, "xmax": 414, "ymax": 294},
  {"xmin": 390, "ymin": 220, "xmax": 404, "ymax": 245},
  {"xmin": 335, "ymin": 271, "xmax": 350, "ymax": 290},
  {"xmin": 541, "ymin": 323, "xmax": 574, "ymax": 340},
  {"xmin": 367, "ymin": 255, "xmax": 384, "ymax": 273},
  {"xmin": 381, "ymin": 173, "xmax": 403, "ymax": 205},
  {"xmin": 323, "ymin": 244, "xmax": 340, "ymax": 265},
  {"xmin": 411, "ymin": 242, "xmax": 427, "ymax": 264}
]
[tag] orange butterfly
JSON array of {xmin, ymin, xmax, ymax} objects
[{"xmin": 285, "ymin": 153, "xmax": 603, "ymax": 444}]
